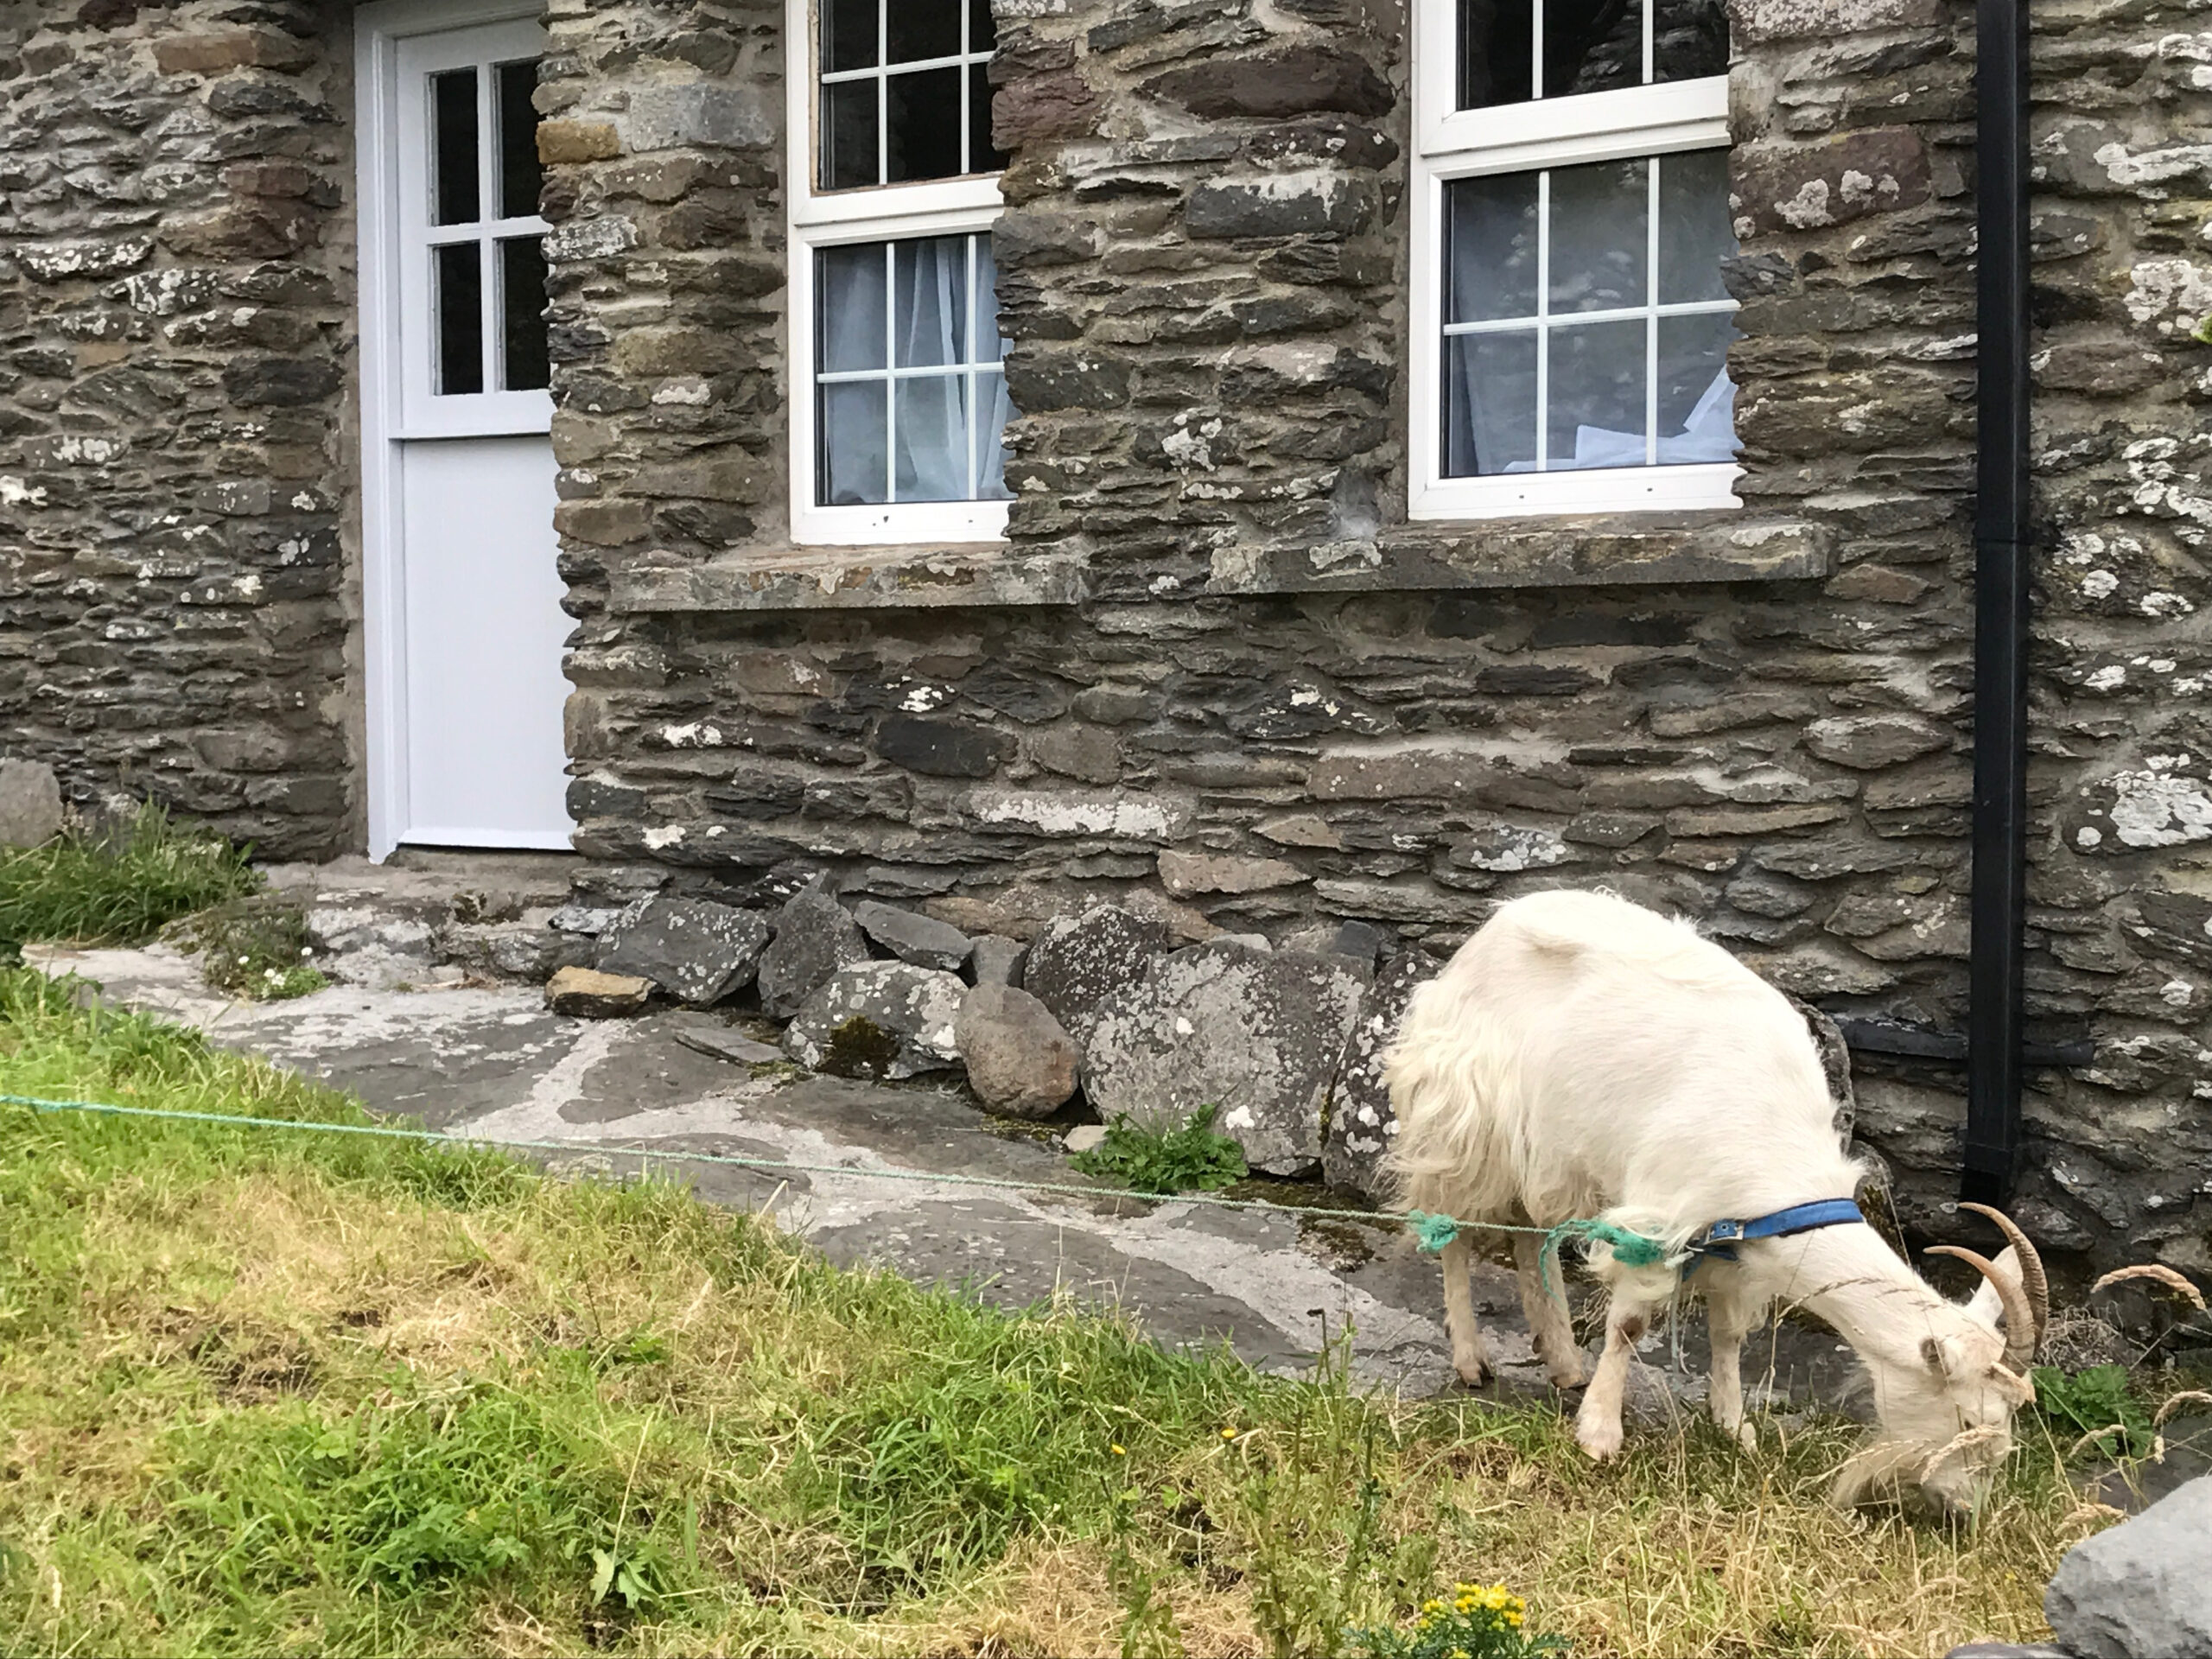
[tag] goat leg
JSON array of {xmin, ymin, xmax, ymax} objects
[
  {"xmin": 1574, "ymin": 1297, "xmax": 1649, "ymax": 1460},
  {"xmin": 1440, "ymin": 1234, "xmax": 1492, "ymax": 1386},
  {"xmin": 1706, "ymin": 1293, "xmax": 1758, "ymax": 1449},
  {"xmin": 1513, "ymin": 1232, "xmax": 1586, "ymax": 1389}
]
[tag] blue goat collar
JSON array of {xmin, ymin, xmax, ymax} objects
[{"xmin": 1687, "ymin": 1198, "xmax": 1864, "ymax": 1271}]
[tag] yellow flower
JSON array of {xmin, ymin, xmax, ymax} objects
[
  {"xmin": 1221, "ymin": 1427, "xmax": 1237, "ymax": 1440},
  {"xmin": 1111, "ymin": 1445, "xmax": 1126, "ymax": 1456}
]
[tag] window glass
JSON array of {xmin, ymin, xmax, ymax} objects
[
  {"xmin": 1440, "ymin": 149, "xmax": 1738, "ymax": 476},
  {"xmin": 818, "ymin": 0, "xmax": 1001, "ymax": 189},
  {"xmin": 499, "ymin": 236, "xmax": 550, "ymax": 391},
  {"xmin": 431, "ymin": 68, "xmax": 480, "ymax": 225},
  {"xmin": 1456, "ymin": 0, "xmax": 1725, "ymax": 109},
  {"xmin": 496, "ymin": 60, "xmax": 543, "ymax": 219},
  {"xmin": 817, "ymin": 233, "xmax": 1010, "ymax": 505},
  {"xmin": 435, "ymin": 243, "xmax": 484, "ymax": 395}
]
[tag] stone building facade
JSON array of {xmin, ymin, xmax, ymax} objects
[{"xmin": 1, "ymin": 0, "xmax": 2208, "ymax": 1273}]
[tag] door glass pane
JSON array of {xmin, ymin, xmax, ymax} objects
[
  {"xmin": 1544, "ymin": 0, "xmax": 1642, "ymax": 97},
  {"xmin": 1548, "ymin": 156, "xmax": 1647, "ymax": 315},
  {"xmin": 894, "ymin": 237, "xmax": 966, "ymax": 367},
  {"xmin": 1656, "ymin": 148, "xmax": 1734, "ymax": 303},
  {"xmin": 499, "ymin": 236, "xmax": 550, "ymax": 391},
  {"xmin": 887, "ymin": 0, "xmax": 960, "ymax": 62},
  {"xmin": 435, "ymin": 242, "xmax": 485, "ymax": 395},
  {"xmin": 894, "ymin": 374, "xmax": 967, "ymax": 501},
  {"xmin": 497, "ymin": 60, "xmax": 543, "ymax": 220},
  {"xmin": 1548, "ymin": 318, "xmax": 1647, "ymax": 468},
  {"xmin": 1653, "ymin": 0, "xmax": 1728, "ymax": 81},
  {"xmin": 1656, "ymin": 312, "xmax": 1738, "ymax": 461},
  {"xmin": 1445, "ymin": 172, "xmax": 1540, "ymax": 323},
  {"xmin": 822, "ymin": 79, "xmax": 879, "ymax": 190},
  {"xmin": 821, "ymin": 379, "xmax": 888, "ymax": 504},
  {"xmin": 1445, "ymin": 330, "xmax": 1537, "ymax": 476},
  {"xmin": 1458, "ymin": 0, "xmax": 1534, "ymax": 108},
  {"xmin": 886, "ymin": 67, "xmax": 963, "ymax": 182},
  {"xmin": 823, "ymin": 0, "xmax": 876, "ymax": 71},
  {"xmin": 818, "ymin": 244, "xmax": 888, "ymax": 371},
  {"xmin": 431, "ymin": 68, "xmax": 480, "ymax": 226}
]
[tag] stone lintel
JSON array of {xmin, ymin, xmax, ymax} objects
[
  {"xmin": 610, "ymin": 547, "xmax": 1090, "ymax": 613},
  {"xmin": 1206, "ymin": 518, "xmax": 1837, "ymax": 594}
]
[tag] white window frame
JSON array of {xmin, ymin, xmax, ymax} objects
[
  {"xmin": 784, "ymin": 0, "xmax": 1007, "ymax": 547},
  {"xmin": 1408, "ymin": 0, "xmax": 1741, "ymax": 521}
]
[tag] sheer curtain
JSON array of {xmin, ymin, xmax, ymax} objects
[{"xmin": 819, "ymin": 234, "xmax": 1013, "ymax": 505}]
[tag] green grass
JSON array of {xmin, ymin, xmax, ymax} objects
[
  {"xmin": 0, "ymin": 805, "xmax": 258, "ymax": 957},
  {"xmin": 0, "ymin": 968, "xmax": 2117, "ymax": 1657}
]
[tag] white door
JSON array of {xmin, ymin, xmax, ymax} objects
[{"xmin": 358, "ymin": 2, "xmax": 571, "ymax": 855}]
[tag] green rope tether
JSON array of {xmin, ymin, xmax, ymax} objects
[{"xmin": 1, "ymin": 1093, "xmax": 1670, "ymax": 1286}]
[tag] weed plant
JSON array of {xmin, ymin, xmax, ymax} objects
[
  {"xmin": 0, "ymin": 971, "xmax": 2115, "ymax": 1656},
  {"xmin": 0, "ymin": 805, "xmax": 257, "ymax": 955},
  {"xmin": 184, "ymin": 896, "xmax": 330, "ymax": 1001},
  {"xmin": 1074, "ymin": 1104, "xmax": 1250, "ymax": 1195}
]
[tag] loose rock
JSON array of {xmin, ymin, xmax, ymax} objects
[
  {"xmin": 755, "ymin": 881, "xmax": 869, "ymax": 1019},
  {"xmin": 0, "ymin": 759, "xmax": 65, "ymax": 848},
  {"xmin": 1084, "ymin": 941, "xmax": 1368, "ymax": 1176},
  {"xmin": 1022, "ymin": 905, "xmax": 1170, "ymax": 1047},
  {"xmin": 783, "ymin": 961, "xmax": 967, "ymax": 1080},
  {"xmin": 545, "ymin": 965, "xmax": 652, "ymax": 1018},
  {"xmin": 667, "ymin": 1015, "xmax": 784, "ymax": 1065},
  {"xmin": 851, "ymin": 899, "xmax": 974, "ymax": 972},
  {"xmin": 597, "ymin": 894, "xmax": 771, "ymax": 1007},
  {"xmin": 968, "ymin": 934, "xmax": 1027, "ymax": 987},
  {"xmin": 955, "ymin": 982, "xmax": 1081, "ymax": 1118},
  {"xmin": 1064, "ymin": 1123, "xmax": 1109, "ymax": 1154},
  {"xmin": 2044, "ymin": 1473, "xmax": 2212, "ymax": 1659}
]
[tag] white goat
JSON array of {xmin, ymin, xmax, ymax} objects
[{"xmin": 1384, "ymin": 888, "xmax": 2046, "ymax": 1513}]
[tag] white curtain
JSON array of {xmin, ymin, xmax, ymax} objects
[{"xmin": 820, "ymin": 234, "xmax": 1014, "ymax": 505}]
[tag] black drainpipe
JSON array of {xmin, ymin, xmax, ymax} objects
[{"xmin": 1963, "ymin": 0, "xmax": 2034, "ymax": 1206}]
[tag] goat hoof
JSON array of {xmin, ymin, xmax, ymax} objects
[
  {"xmin": 1548, "ymin": 1361, "xmax": 1586, "ymax": 1390},
  {"xmin": 1732, "ymin": 1421, "xmax": 1757, "ymax": 1451},
  {"xmin": 1574, "ymin": 1417, "xmax": 1624, "ymax": 1461},
  {"xmin": 1454, "ymin": 1360, "xmax": 1492, "ymax": 1389}
]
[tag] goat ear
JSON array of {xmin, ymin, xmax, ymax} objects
[{"xmin": 1961, "ymin": 1244, "xmax": 2019, "ymax": 1330}]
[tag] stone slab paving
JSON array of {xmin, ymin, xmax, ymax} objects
[{"xmin": 27, "ymin": 940, "xmax": 1862, "ymax": 1420}]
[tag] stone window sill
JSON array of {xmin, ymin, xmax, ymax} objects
[
  {"xmin": 1206, "ymin": 514, "xmax": 1835, "ymax": 594},
  {"xmin": 610, "ymin": 545, "xmax": 1089, "ymax": 613}
]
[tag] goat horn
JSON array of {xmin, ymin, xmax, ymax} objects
[
  {"xmin": 1961, "ymin": 1202, "xmax": 2050, "ymax": 1356},
  {"xmin": 1928, "ymin": 1245, "xmax": 2037, "ymax": 1370}
]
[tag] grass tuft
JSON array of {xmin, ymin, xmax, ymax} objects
[
  {"xmin": 0, "ymin": 969, "xmax": 2117, "ymax": 1656},
  {"xmin": 0, "ymin": 804, "xmax": 258, "ymax": 956}
]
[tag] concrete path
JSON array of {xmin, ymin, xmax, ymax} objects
[{"xmin": 30, "ymin": 938, "xmax": 1863, "ymax": 1420}]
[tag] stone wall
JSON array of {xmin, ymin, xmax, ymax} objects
[
  {"xmin": 0, "ymin": 0, "xmax": 357, "ymax": 858},
  {"xmin": 541, "ymin": 0, "xmax": 2212, "ymax": 1275}
]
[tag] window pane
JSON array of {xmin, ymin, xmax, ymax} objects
[
  {"xmin": 888, "ymin": 0, "xmax": 961, "ymax": 64},
  {"xmin": 822, "ymin": 79, "xmax": 880, "ymax": 189},
  {"xmin": 435, "ymin": 242, "xmax": 484, "ymax": 395},
  {"xmin": 1445, "ymin": 329, "xmax": 1537, "ymax": 476},
  {"xmin": 1656, "ymin": 148, "xmax": 1735, "ymax": 303},
  {"xmin": 973, "ymin": 233, "xmax": 1003, "ymax": 360},
  {"xmin": 1458, "ymin": 0, "xmax": 1534, "ymax": 109},
  {"xmin": 970, "ymin": 0, "xmax": 999, "ymax": 54},
  {"xmin": 887, "ymin": 67, "xmax": 964, "ymax": 181},
  {"xmin": 1445, "ymin": 173, "xmax": 1540, "ymax": 324},
  {"xmin": 968, "ymin": 63, "xmax": 1007, "ymax": 175},
  {"xmin": 1544, "ymin": 0, "xmax": 1643, "ymax": 97},
  {"xmin": 894, "ymin": 374, "xmax": 968, "ymax": 502},
  {"xmin": 818, "ymin": 244, "xmax": 888, "ymax": 371},
  {"xmin": 1548, "ymin": 318, "xmax": 1647, "ymax": 468},
  {"xmin": 499, "ymin": 236, "xmax": 550, "ymax": 391},
  {"xmin": 431, "ymin": 68, "xmax": 480, "ymax": 226},
  {"xmin": 821, "ymin": 379, "xmax": 889, "ymax": 505},
  {"xmin": 894, "ymin": 237, "xmax": 967, "ymax": 367},
  {"xmin": 1656, "ymin": 313, "xmax": 1738, "ymax": 461},
  {"xmin": 823, "ymin": 0, "xmax": 876, "ymax": 72},
  {"xmin": 974, "ymin": 369, "xmax": 1013, "ymax": 499},
  {"xmin": 497, "ymin": 60, "xmax": 543, "ymax": 220},
  {"xmin": 1653, "ymin": 0, "xmax": 1728, "ymax": 81},
  {"xmin": 1548, "ymin": 156, "xmax": 1647, "ymax": 315}
]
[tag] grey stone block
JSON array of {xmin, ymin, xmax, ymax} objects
[
  {"xmin": 956, "ymin": 982, "xmax": 1080, "ymax": 1119},
  {"xmin": 1322, "ymin": 952, "xmax": 1430, "ymax": 1197},
  {"xmin": 851, "ymin": 899, "xmax": 973, "ymax": 972},
  {"xmin": 1022, "ymin": 905, "xmax": 1169, "ymax": 1048},
  {"xmin": 2045, "ymin": 1473, "xmax": 2212, "ymax": 1658},
  {"xmin": 756, "ymin": 883, "xmax": 869, "ymax": 1020},
  {"xmin": 0, "ymin": 759, "xmax": 65, "ymax": 848},
  {"xmin": 783, "ymin": 961, "xmax": 967, "ymax": 1081},
  {"xmin": 597, "ymin": 894, "xmax": 771, "ymax": 1007}
]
